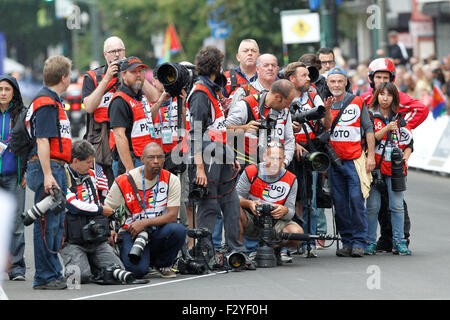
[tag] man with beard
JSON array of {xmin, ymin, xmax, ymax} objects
[
  {"xmin": 284, "ymin": 62, "xmax": 332, "ymax": 257},
  {"xmin": 108, "ymin": 57, "xmax": 170, "ymax": 175},
  {"xmin": 83, "ymin": 37, "xmax": 159, "ymax": 185}
]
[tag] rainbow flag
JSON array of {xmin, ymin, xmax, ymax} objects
[
  {"xmin": 158, "ymin": 24, "xmax": 182, "ymax": 64},
  {"xmin": 431, "ymin": 85, "xmax": 447, "ymax": 119}
]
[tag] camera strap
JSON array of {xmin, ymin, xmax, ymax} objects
[{"xmin": 125, "ymin": 173, "xmax": 146, "ymax": 211}]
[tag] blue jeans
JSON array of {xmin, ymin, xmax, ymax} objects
[
  {"xmin": 328, "ymin": 160, "xmax": 368, "ymax": 250},
  {"xmin": 120, "ymin": 223, "xmax": 186, "ymax": 278},
  {"xmin": 26, "ymin": 159, "xmax": 67, "ymax": 287},
  {"xmin": 112, "ymin": 158, "xmax": 143, "ymax": 177},
  {"xmin": 366, "ymin": 176, "xmax": 405, "ymax": 244},
  {"xmin": 0, "ymin": 174, "xmax": 26, "ymax": 278}
]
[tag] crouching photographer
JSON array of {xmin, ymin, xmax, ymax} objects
[
  {"xmin": 105, "ymin": 142, "xmax": 186, "ymax": 279},
  {"xmin": 237, "ymin": 142, "xmax": 304, "ymax": 267},
  {"xmin": 60, "ymin": 141, "xmax": 124, "ymax": 284}
]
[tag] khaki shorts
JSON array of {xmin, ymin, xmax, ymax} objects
[{"xmin": 243, "ymin": 209, "xmax": 301, "ymax": 240}]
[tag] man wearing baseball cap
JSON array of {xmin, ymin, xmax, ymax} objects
[{"xmin": 108, "ymin": 56, "xmax": 171, "ymax": 175}]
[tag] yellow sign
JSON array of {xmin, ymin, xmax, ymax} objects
[{"xmin": 292, "ymin": 19, "xmax": 310, "ymax": 38}]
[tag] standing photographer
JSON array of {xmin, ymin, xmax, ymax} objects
[
  {"xmin": 108, "ymin": 57, "xmax": 170, "ymax": 176},
  {"xmin": 83, "ymin": 37, "xmax": 159, "ymax": 184},
  {"xmin": 365, "ymin": 83, "xmax": 412, "ymax": 256},
  {"xmin": 187, "ymin": 46, "xmax": 248, "ymax": 260},
  {"xmin": 105, "ymin": 142, "xmax": 185, "ymax": 279},
  {"xmin": 325, "ymin": 67, "xmax": 375, "ymax": 258},
  {"xmin": 61, "ymin": 141, "xmax": 124, "ymax": 283},
  {"xmin": 284, "ymin": 62, "xmax": 330, "ymax": 257},
  {"xmin": 237, "ymin": 142, "xmax": 303, "ymax": 265},
  {"xmin": 25, "ymin": 55, "xmax": 73, "ymax": 289}
]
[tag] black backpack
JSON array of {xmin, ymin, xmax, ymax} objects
[{"xmin": 10, "ymin": 105, "xmax": 35, "ymax": 160}]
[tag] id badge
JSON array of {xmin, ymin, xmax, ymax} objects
[
  {"xmin": 0, "ymin": 141, "xmax": 8, "ymax": 157},
  {"xmin": 162, "ymin": 126, "xmax": 173, "ymax": 145},
  {"xmin": 384, "ymin": 144, "xmax": 392, "ymax": 162},
  {"xmin": 148, "ymin": 126, "xmax": 156, "ymax": 138}
]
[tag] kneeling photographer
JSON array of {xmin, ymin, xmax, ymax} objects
[
  {"xmin": 105, "ymin": 142, "xmax": 186, "ymax": 279},
  {"xmin": 60, "ymin": 141, "xmax": 124, "ymax": 284},
  {"xmin": 237, "ymin": 142, "xmax": 303, "ymax": 266}
]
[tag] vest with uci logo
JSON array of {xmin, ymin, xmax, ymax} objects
[
  {"xmin": 242, "ymin": 92, "xmax": 289, "ymax": 156},
  {"xmin": 373, "ymin": 115, "xmax": 412, "ymax": 176},
  {"xmin": 245, "ymin": 164, "xmax": 296, "ymax": 205},
  {"xmin": 26, "ymin": 89, "xmax": 72, "ymax": 163},
  {"xmin": 187, "ymin": 83, "xmax": 227, "ymax": 144},
  {"xmin": 109, "ymin": 91, "xmax": 162, "ymax": 157},
  {"xmin": 116, "ymin": 168, "xmax": 171, "ymax": 228},
  {"xmin": 294, "ymin": 91, "xmax": 320, "ymax": 144},
  {"xmin": 329, "ymin": 95, "xmax": 364, "ymax": 160},
  {"xmin": 86, "ymin": 67, "xmax": 118, "ymax": 123}
]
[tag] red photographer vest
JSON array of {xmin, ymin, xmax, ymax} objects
[
  {"xmin": 245, "ymin": 164, "xmax": 296, "ymax": 205},
  {"xmin": 157, "ymin": 97, "xmax": 190, "ymax": 154},
  {"xmin": 85, "ymin": 68, "xmax": 118, "ymax": 123},
  {"xmin": 109, "ymin": 91, "xmax": 162, "ymax": 157},
  {"xmin": 26, "ymin": 91, "xmax": 72, "ymax": 163},
  {"xmin": 373, "ymin": 116, "xmax": 412, "ymax": 176},
  {"xmin": 294, "ymin": 92, "xmax": 320, "ymax": 144},
  {"xmin": 187, "ymin": 83, "xmax": 227, "ymax": 144},
  {"xmin": 116, "ymin": 168, "xmax": 171, "ymax": 228},
  {"xmin": 329, "ymin": 95, "xmax": 364, "ymax": 160},
  {"xmin": 242, "ymin": 92, "xmax": 289, "ymax": 156},
  {"xmin": 224, "ymin": 69, "xmax": 250, "ymax": 98}
]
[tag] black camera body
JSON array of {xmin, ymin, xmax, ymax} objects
[
  {"xmin": 290, "ymin": 102, "xmax": 325, "ymax": 124},
  {"xmin": 371, "ymin": 168, "xmax": 387, "ymax": 192},
  {"xmin": 81, "ymin": 219, "xmax": 109, "ymax": 243},
  {"xmin": 102, "ymin": 264, "xmax": 135, "ymax": 284},
  {"xmin": 390, "ymin": 147, "xmax": 406, "ymax": 192},
  {"xmin": 313, "ymin": 131, "xmax": 342, "ymax": 167},
  {"xmin": 189, "ymin": 183, "xmax": 209, "ymax": 202},
  {"xmin": 177, "ymin": 228, "xmax": 213, "ymax": 275}
]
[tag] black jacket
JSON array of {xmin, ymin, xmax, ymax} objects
[{"xmin": 0, "ymin": 74, "xmax": 27, "ymax": 180}]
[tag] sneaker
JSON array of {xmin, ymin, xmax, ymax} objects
[
  {"xmin": 242, "ymin": 253, "xmax": 257, "ymax": 271},
  {"xmin": 336, "ymin": 246, "xmax": 352, "ymax": 257},
  {"xmin": 351, "ymin": 247, "xmax": 364, "ymax": 258},
  {"xmin": 365, "ymin": 242, "xmax": 377, "ymax": 255},
  {"xmin": 10, "ymin": 274, "xmax": 26, "ymax": 281},
  {"xmin": 316, "ymin": 240, "xmax": 326, "ymax": 249},
  {"xmin": 303, "ymin": 248, "xmax": 318, "ymax": 258},
  {"xmin": 280, "ymin": 249, "xmax": 293, "ymax": 263},
  {"xmin": 393, "ymin": 240, "xmax": 411, "ymax": 256},
  {"xmin": 33, "ymin": 279, "xmax": 67, "ymax": 290},
  {"xmin": 144, "ymin": 267, "xmax": 160, "ymax": 278},
  {"xmin": 158, "ymin": 267, "xmax": 177, "ymax": 278}
]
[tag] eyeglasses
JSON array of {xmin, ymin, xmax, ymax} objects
[
  {"xmin": 106, "ymin": 48, "xmax": 125, "ymax": 55},
  {"xmin": 320, "ymin": 60, "xmax": 335, "ymax": 65},
  {"xmin": 142, "ymin": 155, "xmax": 165, "ymax": 160}
]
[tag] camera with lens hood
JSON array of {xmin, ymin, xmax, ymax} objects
[
  {"xmin": 22, "ymin": 186, "xmax": 66, "ymax": 226},
  {"xmin": 390, "ymin": 147, "xmax": 406, "ymax": 192},
  {"xmin": 102, "ymin": 264, "xmax": 135, "ymax": 284},
  {"xmin": 155, "ymin": 62, "xmax": 197, "ymax": 97}
]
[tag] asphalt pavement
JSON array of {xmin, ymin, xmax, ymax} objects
[{"xmin": 2, "ymin": 168, "xmax": 450, "ymax": 301}]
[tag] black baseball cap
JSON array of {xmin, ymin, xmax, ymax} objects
[{"xmin": 120, "ymin": 56, "xmax": 148, "ymax": 72}]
